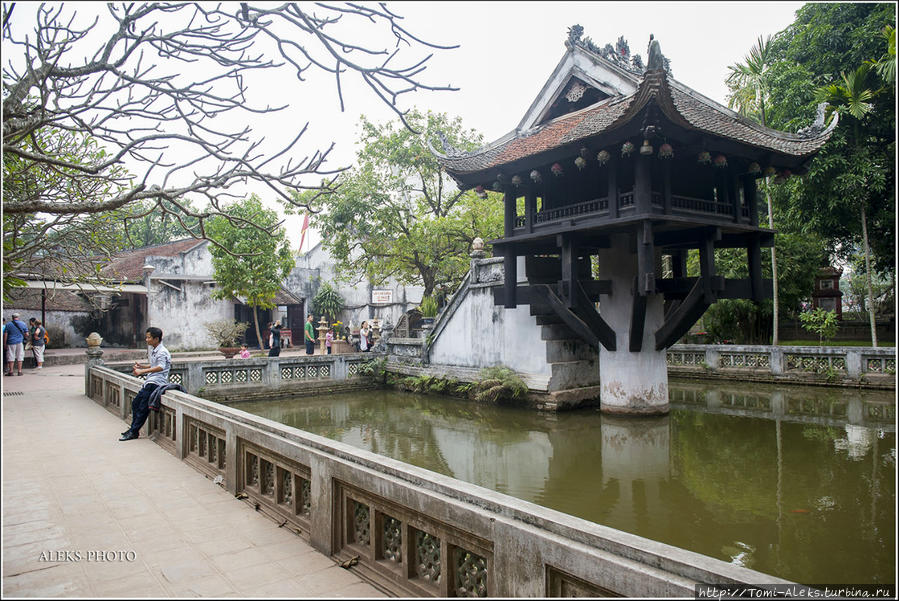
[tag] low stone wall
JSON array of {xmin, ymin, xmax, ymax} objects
[
  {"xmin": 668, "ymin": 344, "xmax": 895, "ymax": 389},
  {"xmin": 104, "ymin": 352, "xmax": 374, "ymax": 396},
  {"xmin": 87, "ymin": 363, "xmax": 794, "ymax": 597}
]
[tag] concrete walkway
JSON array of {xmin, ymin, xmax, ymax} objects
[{"xmin": 1, "ymin": 364, "xmax": 385, "ymax": 598}]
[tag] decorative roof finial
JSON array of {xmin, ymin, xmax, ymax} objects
[
  {"xmin": 647, "ymin": 34, "xmax": 666, "ymax": 71},
  {"xmin": 567, "ymin": 24, "xmax": 584, "ymax": 45}
]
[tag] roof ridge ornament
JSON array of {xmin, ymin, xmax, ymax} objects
[
  {"xmin": 646, "ymin": 34, "xmax": 666, "ymax": 72},
  {"xmin": 427, "ymin": 130, "xmax": 472, "ymax": 159},
  {"xmin": 796, "ymin": 102, "xmax": 830, "ymax": 136}
]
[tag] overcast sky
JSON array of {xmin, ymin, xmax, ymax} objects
[
  {"xmin": 280, "ymin": 1, "xmax": 807, "ymax": 250},
  {"xmin": 4, "ymin": 1, "xmax": 808, "ymax": 251}
]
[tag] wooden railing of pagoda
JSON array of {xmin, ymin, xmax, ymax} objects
[{"xmin": 511, "ymin": 188, "xmax": 751, "ymax": 231}]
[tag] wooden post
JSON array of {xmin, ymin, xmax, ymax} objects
[
  {"xmin": 503, "ymin": 189, "xmax": 516, "ymax": 237},
  {"xmin": 607, "ymin": 154, "xmax": 618, "ymax": 219},
  {"xmin": 634, "ymin": 154, "xmax": 651, "ymax": 214},
  {"xmin": 743, "ymin": 175, "xmax": 759, "ymax": 227},
  {"xmin": 525, "ymin": 188, "xmax": 537, "ymax": 234},
  {"xmin": 729, "ymin": 171, "xmax": 740, "ymax": 223},
  {"xmin": 636, "ymin": 221, "xmax": 655, "ymax": 295},
  {"xmin": 559, "ymin": 234, "xmax": 575, "ymax": 308},
  {"xmin": 700, "ymin": 229, "xmax": 717, "ymax": 304},
  {"xmin": 662, "ymin": 159, "xmax": 672, "ymax": 215},
  {"xmin": 671, "ymin": 250, "xmax": 687, "ymax": 279},
  {"xmin": 748, "ymin": 235, "xmax": 763, "ymax": 302},
  {"xmin": 504, "ymin": 247, "xmax": 517, "ymax": 309}
]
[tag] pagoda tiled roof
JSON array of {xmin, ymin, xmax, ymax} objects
[{"xmin": 435, "ymin": 70, "xmax": 837, "ymax": 180}]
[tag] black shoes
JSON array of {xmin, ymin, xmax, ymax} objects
[{"xmin": 119, "ymin": 431, "xmax": 139, "ymax": 441}]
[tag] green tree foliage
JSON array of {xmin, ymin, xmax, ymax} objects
[
  {"xmin": 2, "ymin": 127, "xmax": 130, "ymax": 299},
  {"xmin": 799, "ymin": 308, "xmax": 839, "ymax": 345},
  {"xmin": 311, "ymin": 282, "xmax": 344, "ymax": 325},
  {"xmin": 764, "ymin": 3, "xmax": 895, "ymax": 275},
  {"xmin": 304, "ymin": 109, "xmax": 503, "ymax": 297},
  {"xmin": 206, "ymin": 195, "xmax": 294, "ymax": 348},
  {"xmin": 690, "ymin": 228, "xmax": 826, "ymax": 344},
  {"xmin": 725, "ymin": 34, "xmax": 782, "ymax": 344}
]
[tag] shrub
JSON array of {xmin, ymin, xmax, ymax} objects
[
  {"xmin": 473, "ymin": 366, "xmax": 528, "ymax": 404},
  {"xmin": 204, "ymin": 319, "xmax": 249, "ymax": 347},
  {"xmin": 419, "ymin": 295, "xmax": 438, "ymax": 318},
  {"xmin": 799, "ymin": 308, "xmax": 839, "ymax": 345}
]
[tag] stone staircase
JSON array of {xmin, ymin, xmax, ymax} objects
[{"xmin": 533, "ymin": 310, "xmax": 602, "ymax": 396}]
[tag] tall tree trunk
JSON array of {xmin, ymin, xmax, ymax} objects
[
  {"xmin": 252, "ymin": 305, "xmax": 264, "ymax": 349},
  {"xmin": 765, "ymin": 177, "xmax": 780, "ymax": 346},
  {"xmin": 860, "ymin": 205, "xmax": 878, "ymax": 347}
]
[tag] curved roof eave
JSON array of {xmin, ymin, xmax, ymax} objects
[{"xmin": 436, "ymin": 70, "xmax": 838, "ymax": 184}]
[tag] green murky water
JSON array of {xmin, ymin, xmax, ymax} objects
[{"xmin": 230, "ymin": 380, "xmax": 896, "ymax": 585}]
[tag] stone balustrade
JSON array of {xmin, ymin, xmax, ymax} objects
[
  {"xmin": 104, "ymin": 353, "xmax": 372, "ymax": 397},
  {"xmin": 87, "ymin": 362, "xmax": 794, "ymax": 597},
  {"xmin": 667, "ymin": 344, "xmax": 895, "ymax": 388}
]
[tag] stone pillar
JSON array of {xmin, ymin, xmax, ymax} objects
[
  {"xmin": 597, "ymin": 233, "xmax": 669, "ymax": 415},
  {"xmin": 317, "ymin": 316, "xmax": 329, "ymax": 355},
  {"xmin": 84, "ymin": 332, "xmax": 104, "ymax": 396}
]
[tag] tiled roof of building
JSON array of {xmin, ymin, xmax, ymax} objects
[
  {"xmin": 4, "ymin": 288, "xmax": 94, "ymax": 312},
  {"xmin": 101, "ymin": 238, "xmax": 206, "ymax": 282},
  {"xmin": 436, "ymin": 70, "xmax": 837, "ymax": 179}
]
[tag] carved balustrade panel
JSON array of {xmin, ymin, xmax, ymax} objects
[
  {"xmin": 238, "ymin": 440, "xmax": 312, "ymax": 535},
  {"xmin": 280, "ymin": 361, "xmax": 333, "ymax": 382},
  {"xmin": 90, "ymin": 374, "xmax": 105, "ymax": 402},
  {"xmin": 862, "ymin": 356, "xmax": 896, "ymax": 375},
  {"xmin": 666, "ymin": 351, "xmax": 705, "ymax": 366},
  {"xmin": 103, "ymin": 382, "xmax": 122, "ymax": 412},
  {"xmin": 335, "ymin": 481, "xmax": 492, "ymax": 597},
  {"xmin": 185, "ymin": 417, "xmax": 225, "ymax": 477},
  {"xmin": 148, "ymin": 405, "xmax": 178, "ymax": 453},
  {"xmin": 719, "ymin": 352, "xmax": 770, "ymax": 369},
  {"xmin": 785, "ymin": 353, "xmax": 847, "ymax": 375},
  {"xmin": 545, "ymin": 565, "xmax": 621, "ymax": 597}
]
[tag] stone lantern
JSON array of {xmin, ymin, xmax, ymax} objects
[{"xmin": 316, "ymin": 316, "xmax": 330, "ymax": 355}]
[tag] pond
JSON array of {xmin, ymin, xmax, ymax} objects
[{"xmin": 229, "ymin": 379, "xmax": 895, "ymax": 585}]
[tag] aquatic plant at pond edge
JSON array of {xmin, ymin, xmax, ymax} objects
[{"xmin": 473, "ymin": 366, "xmax": 528, "ymax": 404}]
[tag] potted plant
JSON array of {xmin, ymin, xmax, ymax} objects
[
  {"xmin": 204, "ymin": 319, "xmax": 249, "ymax": 358},
  {"xmin": 419, "ymin": 296, "xmax": 438, "ymax": 327}
]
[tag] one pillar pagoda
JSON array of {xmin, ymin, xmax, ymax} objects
[{"xmin": 433, "ymin": 30, "xmax": 836, "ymax": 415}]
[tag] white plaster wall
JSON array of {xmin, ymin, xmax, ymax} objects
[
  {"xmin": 147, "ymin": 281, "xmax": 233, "ymax": 350},
  {"xmin": 4, "ymin": 309, "xmax": 90, "ymax": 347},
  {"xmin": 429, "ymin": 286, "xmax": 550, "ymax": 376},
  {"xmin": 299, "ymin": 242, "xmax": 425, "ymax": 328},
  {"xmin": 182, "ymin": 242, "xmax": 213, "ymax": 274}
]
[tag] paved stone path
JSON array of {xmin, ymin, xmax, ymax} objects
[{"xmin": 1, "ymin": 364, "xmax": 385, "ymax": 598}]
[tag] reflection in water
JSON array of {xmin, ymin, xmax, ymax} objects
[{"xmin": 228, "ymin": 379, "xmax": 895, "ymax": 585}]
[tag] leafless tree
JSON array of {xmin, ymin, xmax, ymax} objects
[{"xmin": 2, "ymin": 1, "xmax": 458, "ymax": 289}]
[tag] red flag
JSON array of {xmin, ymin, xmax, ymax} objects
[{"xmin": 299, "ymin": 212, "xmax": 310, "ymax": 252}]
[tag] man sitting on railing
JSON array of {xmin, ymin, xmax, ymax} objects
[{"xmin": 119, "ymin": 327, "xmax": 171, "ymax": 442}]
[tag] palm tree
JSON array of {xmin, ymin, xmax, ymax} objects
[
  {"xmin": 726, "ymin": 35, "xmax": 781, "ymax": 345},
  {"xmin": 815, "ymin": 64, "xmax": 881, "ymax": 346}
]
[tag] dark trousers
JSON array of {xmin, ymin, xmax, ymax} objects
[
  {"xmin": 127, "ymin": 383, "xmax": 159, "ymax": 435},
  {"xmin": 305, "ymin": 340, "xmax": 315, "ymax": 355},
  {"xmin": 268, "ymin": 345, "xmax": 281, "ymax": 357}
]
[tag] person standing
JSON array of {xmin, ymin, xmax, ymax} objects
[
  {"xmin": 325, "ymin": 328, "xmax": 334, "ymax": 354},
  {"xmin": 304, "ymin": 314, "xmax": 316, "ymax": 355},
  {"xmin": 359, "ymin": 321, "xmax": 370, "ymax": 352},
  {"xmin": 268, "ymin": 321, "xmax": 282, "ymax": 357},
  {"xmin": 3, "ymin": 313, "xmax": 28, "ymax": 376},
  {"xmin": 31, "ymin": 319, "xmax": 47, "ymax": 369},
  {"xmin": 119, "ymin": 327, "xmax": 171, "ymax": 441}
]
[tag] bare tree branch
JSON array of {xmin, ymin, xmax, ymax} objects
[{"xmin": 3, "ymin": 2, "xmax": 458, "ymax": 287}]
